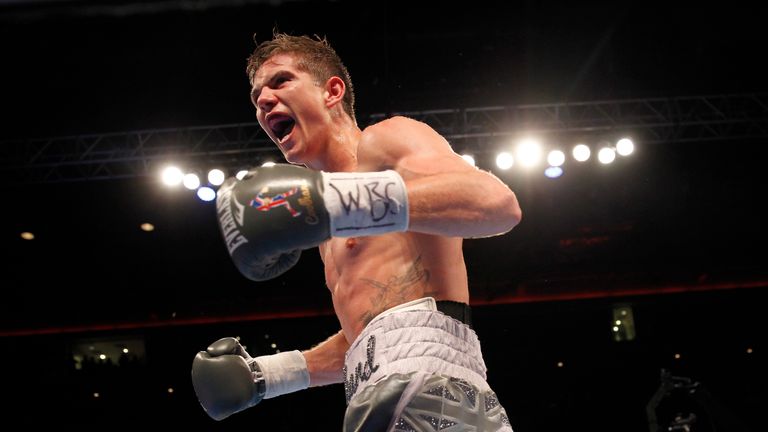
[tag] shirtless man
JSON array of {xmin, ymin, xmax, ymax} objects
[{"xmin": 192, "ymin": 33, "xmax": 521, "ymax": 431}]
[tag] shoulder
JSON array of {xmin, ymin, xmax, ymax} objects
[
  {"xmin": 362, "ymin": 116, "xmax": 443, "ymax": 144},
  {"xmin": 357, "ymin": 116, "xmax": 451, "ymax": 168}
]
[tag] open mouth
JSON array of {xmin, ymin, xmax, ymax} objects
[{"xmin": 269, "ymin": 115, "xmax": 296, "ymax": 142}]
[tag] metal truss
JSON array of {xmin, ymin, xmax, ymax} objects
[{"xmin": 2, "ymin": 93, "xmax": 766, "ymax": 183}]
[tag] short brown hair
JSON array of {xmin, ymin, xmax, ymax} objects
[{"xmin": 247, "ymin": 33, "xmax": 356, "ymax": 122}]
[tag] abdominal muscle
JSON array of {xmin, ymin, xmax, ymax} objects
[{"xmin": 320, "ymin": 231, "xmax": 468, "ymax": 343}]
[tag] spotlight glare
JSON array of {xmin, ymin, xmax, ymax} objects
[
  {"xmin": 161, "ymin": 166, "xmax": 184, "ymax": 186},
  {"xmin": 544, "ymin": 166, "xmax": 563, "ymax": 178},
  {"xmin": 572, "ymin": 144, "xmax": 591, "ymax": 162},
  {"xmin": 616, "ymin": 138, "xmax": 634, "ymax": 156},
  {"xmin": 547, "ymin": 150, "xmax": 566, "ymax": 167},
  {"xmin": 197, "ymin": 186, "xmax": 216, "ymax": 202},
  {"xmin": 461, "ymin": 154, "xmax": 476, "ymax": 167},
  {"xmin": 516, "ymin": 138, "xmax": 542, "ymax": 168},
  {"xmin": 208, "ymin": 169, "xmax": 225, "ymax": 186},
  {"xmin": 183, "ymin": 173, "xmax": 201, "ymax": 190},
  {"xmin": 495, "ymin": 152, "xmax": 514, "ymax": 170},
  {"xmin": 598, "ymin": 147, "xmax": 617, "ymax": 164}
]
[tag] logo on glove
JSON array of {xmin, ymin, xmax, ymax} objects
[
  {"xmin": 250, "ymin": 187, "xmax": 302, "ymax": 217},
  {"xmin": 248, "ymin": 183, "xmax": 319, "ymax": 226}
]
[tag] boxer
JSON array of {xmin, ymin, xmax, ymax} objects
[{"xmin": 192, "ymin": 33, "xmax": 521, "ymax": 431}]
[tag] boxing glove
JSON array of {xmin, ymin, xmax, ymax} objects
[
  {"xmin": 216, "ymin": 164, "xmax": 408, "ymax": 281},
  {"xmin": 191, "ymin": 337, "xmax": 309, "ymax": 421}
]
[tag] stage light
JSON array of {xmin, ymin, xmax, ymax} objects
[
  {"xmin": 547, "ymin": 150, "xmax": 565, "ymax": 167},
  {"xmin": 516, "ymin": 138, "xmax": 542, "ymax": 168},
  {"xmin": 208, "ymin": 168, "xmax": 225, "ymax": 186},
  {"xmin": 544, "ymin": 166, "xmax": 563, "ymax": 178},
  {"xmin": 496, "ymin": 152, "xmax": 514, "ymax": 170},
  {"xmin": 598, "ymin": 147, "xmax": 616, "ymax": 164},
  {"xmin": 197, "ymin": 186, "xmax": 216, "ymax": 202},
  {"xmin": 262, "ymin": 161, "xmax": 276, "ymax": 167},
  {"xmin": 461, "ymin": 154, "xmax": 476, "ymax": 167},
  {"xmin": 572, "ymin": 144, "xmax": 591, "ymax": 162},
  {"xmin": 161, "ymin": 166, "xmax": 184, "ymax": 186},
  {"xmin": 236, "ymin": 169, "xmax": 249, "ymax": 180},
  {"xmin": 183, "ymin": 173, "xmax": 200, "ymax": 190},
  {"xmin": 616, "ymin": 138, "xmax": 634, "ymax": 156}
]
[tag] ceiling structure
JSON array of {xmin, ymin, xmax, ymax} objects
[{"xmin": 2, "ymin": 93, "xmax": 766, "ymax": 183}]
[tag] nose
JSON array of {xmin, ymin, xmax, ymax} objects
[{"xmin": 256, "ymin": 88, "xmax": 277, "ymax": 113}]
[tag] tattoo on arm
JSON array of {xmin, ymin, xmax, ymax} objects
[{"xmin": 358, "ymin": 256, "xmax": 434, "ymax": 325}]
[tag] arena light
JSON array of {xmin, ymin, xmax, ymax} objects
[
  {"xmin": 197, "ymin": 186, "xmax": 216, "ymax": 202},
  {"xmin": 544, "ymin": 166, "xmax": 563, "ymax": 178},
  {"xmin": 616, "ymin": 138, "xmax": 634, "ymax": 156},
  {"xmin": 235, "ymin": 169, "xmax": 249, "ymax": 180},
  {"xmin": 207, "ymin": 168, "xmax": 225, "ymax": 186},
  {"xmin": 161, "ymin": 166, "xmax": 184, "ymax": 186},
  {"xmin": 461, "ymin": 154, "xmax": 476, "ymax": 167},
  {"xmin": 516, "ymin": 138, "xmax": 542, "ymax": 168},
  {"xmin": 612, "ymin": 306, "xmax": 636, "ymax": 342},
  {"xmin": 495, "ymin": 152, "xmax": 514, "ymax": 170},
  {"xmin": 572, "ymin": 144, "xmax": 591, "ymax": 162},
  {"xmin": 262, "ymin": 161, "xmax": 276, "ymax": 167},
  {"xmin": 547, "ymin": 150, "xmax": 566, "ymax": 167},
  {"xmin": 598, "ymin": 147, "xmax": 616, "ymax": 164},
  {"xmin": 183, "ymin": 173, "xmax": 201, "ymax": 190}
]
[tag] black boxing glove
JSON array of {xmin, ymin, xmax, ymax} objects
[
  {"xmin": 216, "ymin": 164, "xmax": 408, "ymax": 281},
  {"xmin": 191, "ymin": 337, "xmax": 310, "ymax": 421}
]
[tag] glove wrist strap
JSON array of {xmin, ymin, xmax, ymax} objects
[
  {"xmin": 253, "ymin": 350, "xmax": 310, "ymax": 399},
  {"xmin": 322, "ymin": 170, "xmax": 409, "ymax": 237}
]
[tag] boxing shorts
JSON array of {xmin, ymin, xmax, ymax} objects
[{"xmin": 343, "ymin": 297, "xmax": 513, "ymax": 432}]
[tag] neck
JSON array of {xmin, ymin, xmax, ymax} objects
[{"xmin": 305, "ymin": 114, "xmax": 361, "ymax": 172}]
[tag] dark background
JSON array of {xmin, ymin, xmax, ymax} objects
[{"xmin": 1, "ymin": 1, "xmax": 766, "ymax": 430}]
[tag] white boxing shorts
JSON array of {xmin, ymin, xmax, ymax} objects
[{"xmin": 343, "ymin": 298, "xmax": 513, "ymax": 432}]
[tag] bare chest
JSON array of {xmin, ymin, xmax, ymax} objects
[{"xmin": 320, "ymin": 236, "xmax": 367, "ymax": 289}]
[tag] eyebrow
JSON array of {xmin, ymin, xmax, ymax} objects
[{"xmin": 250, "ymin": 70, "xmax": 291, "ymax": 105}]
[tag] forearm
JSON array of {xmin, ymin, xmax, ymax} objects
[
  {"xmin": 302, "ymin": 330, "xmax": 349, "ymax": 387},
  {"xmin": 405, "ymin": 170, "xmax": 521, "ymax": 238}
]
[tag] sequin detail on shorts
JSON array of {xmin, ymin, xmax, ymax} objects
[
  {"xmin": 392, "ymin": 375, "xmax": 512, "ymax": 431},
  {"xmin": 394, "ymin": 416, "xmax": 418, "ymax": 432}
]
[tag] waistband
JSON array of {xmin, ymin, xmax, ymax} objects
[{"xmin": 436, "ymin": 300, "xmax": 473, "ymax": 327}]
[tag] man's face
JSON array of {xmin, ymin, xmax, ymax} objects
[{"xmin": 250, "ymin": 54, "xmax": 327, "ymax": 164}]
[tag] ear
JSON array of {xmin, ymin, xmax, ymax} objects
[{"xmin": 323, "ymin": 76, "xmax": 345, "ymax": 109}]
